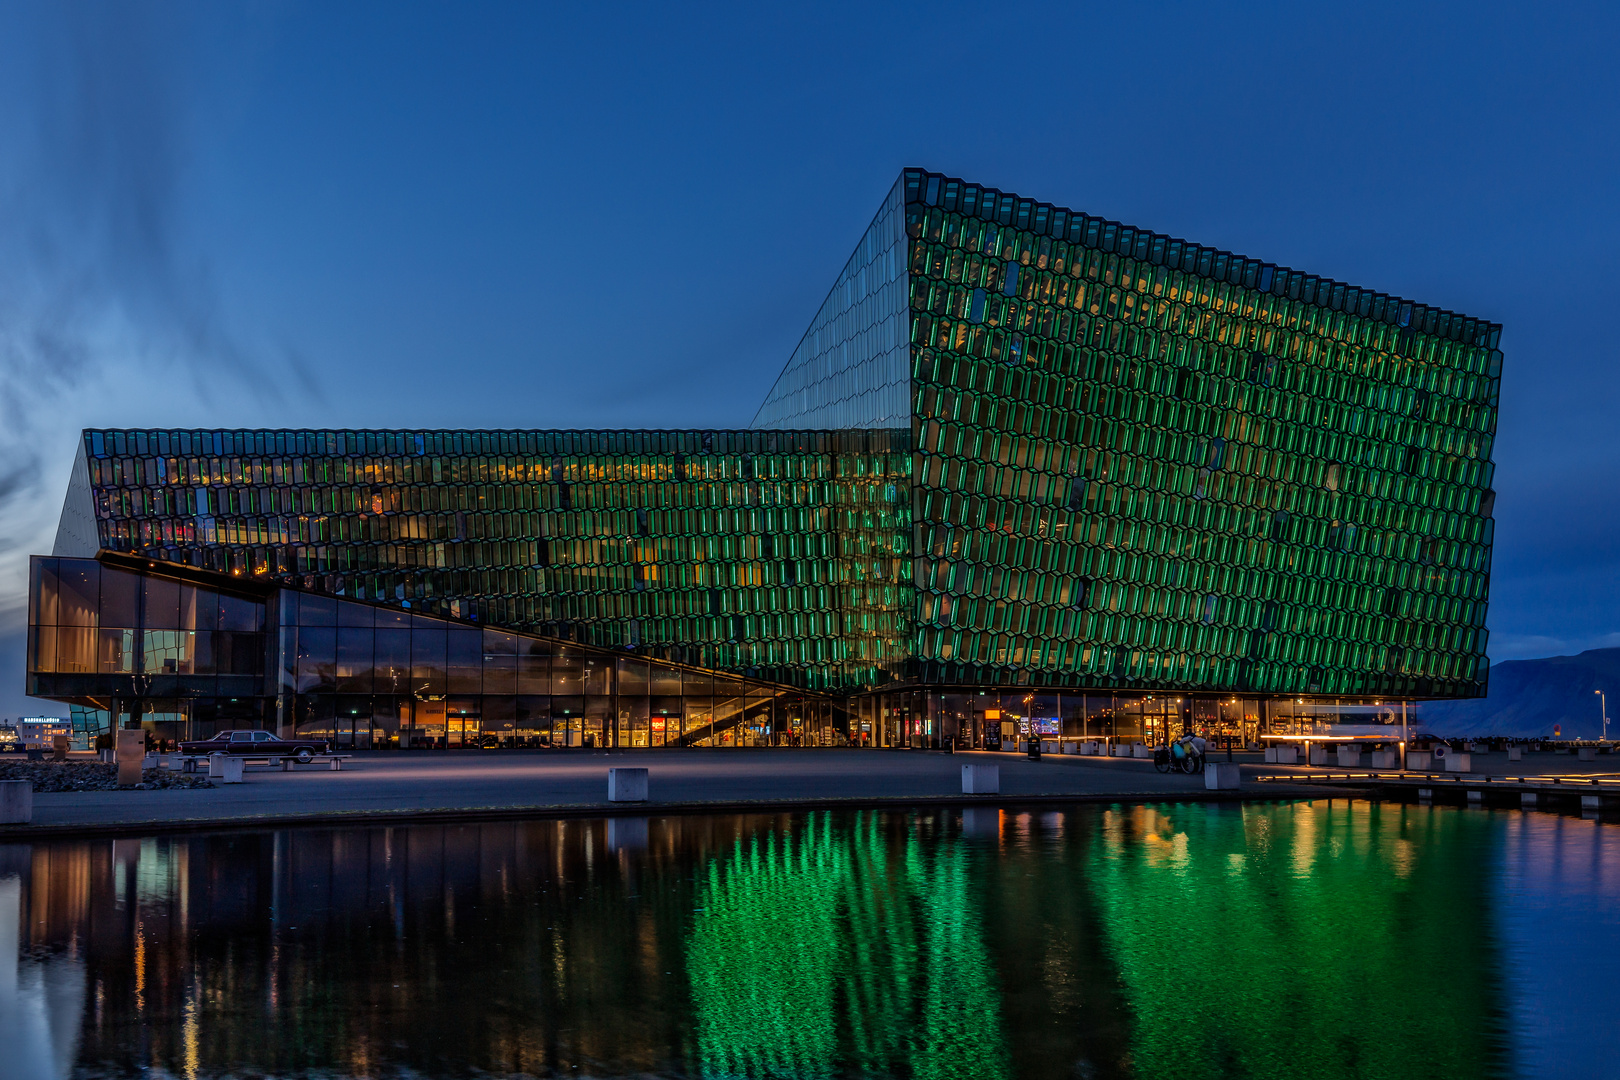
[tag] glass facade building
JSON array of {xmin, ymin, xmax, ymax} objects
[{"xmin": 24, "ymin": 168, "xmax": 1502, "ymax": 749}]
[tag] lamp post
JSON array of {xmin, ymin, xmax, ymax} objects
[{"xmin": 1597, "ymin": 690, "xmax": 1609, "ymax": 743}]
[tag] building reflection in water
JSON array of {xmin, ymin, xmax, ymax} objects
[{"xmin": 0, "ymin": 802, "xmax": 1573, "ymax": 1079}]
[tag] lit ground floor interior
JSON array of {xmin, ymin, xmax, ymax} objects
[{"xmin": 67, "ymin": 690, "xmax": 1418, "ymax": 751}]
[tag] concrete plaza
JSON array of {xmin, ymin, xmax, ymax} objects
[
  {"xmin": 10, "ymin": 746, "xmax": 1614, "ymax": 838},
  {"xmin": 10, "ymin": 747, "xmax": 1293, "ymax": 836}
]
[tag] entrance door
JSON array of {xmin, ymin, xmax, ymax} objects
[
  {"xmin": 446, "ymin": 714, "xmax": 480, "ymax": 748},
  {"xmin": 413, "ymin": 700, "xmax": 447, "ymax": 748}
]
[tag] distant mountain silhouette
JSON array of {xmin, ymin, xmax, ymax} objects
[{"xmin": 1415, "ymin": 648, "xmax": 1620, "ymax": 738}]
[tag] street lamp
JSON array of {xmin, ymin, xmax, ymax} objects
[{"xmin": 1597, "ymin": 690, "xmax": 1609, "ymax": 743}]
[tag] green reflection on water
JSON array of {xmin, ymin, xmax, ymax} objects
[
  {"xmin": 0, "ymin": 802, "xmax": 1519, "ymax": 1078},
  {"xmin": 1087, "ymin": 802, "xmax": 1505, "ymax": 1079},
  {"xmin": 687, "ymin": 812, "xmax": 1011, "ymax": 1080}
]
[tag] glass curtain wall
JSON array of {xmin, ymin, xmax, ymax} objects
[{"xmin": 903, "ymin": 168, "xmax": 1500, "ymax": 702}]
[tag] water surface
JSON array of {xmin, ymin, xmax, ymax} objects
[{"xmin": 2, "ymin": 800, "xmax": 1615, "ymax": 1079}]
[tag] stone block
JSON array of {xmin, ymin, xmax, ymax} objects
[
  {"xmin": 1508, "ymin": 746, "xmax": 1523, "ymax": 762},
  {"xmin": 208, "ymin": 753, "xmax": 228, "ymax": 779},
  {"xmin": 52, "ymin": 737, "xmax": 69, "ymax": 761},
  {"xmin": 221, "ymin": 756, "xmax": 245, "ymax": 784},
  {"xmin": 961, "ymin": 763, "xmax": 1000, "ymax": 794},
  {"xmin": 1579, "ymin": 747, "xmax": 1597, "ymax": 762},
  {"xmin": 1131, "ymin": 743, "xmax": 1152, "ymax": 758},
  {"xmin": 1308, "ymin": 747, "xmax": 1328, "ymax": 766},
  {"xmin": 607, "ymin": 767, "xmax": 648, "ymax": 803},
  {"xmin": 1444, "ymin": 753, "xmax": 1472, "ymax": 773},
  {"xmin": 1112, "ymin": 744, "xmax": 1132, "ymax": 757},
  {"xmin": 1406, "ymin": 751, "xmax": 1433, "ymax": 771},
  {"xmin": 1336, "ymin": 746, "xmax": 1364, "ymax": 767},
  {"xmin": 116, "ymin": 729, "xmax": 144, "ymax": 786},
  {"xmin": 1273, "ymin": 746, "xmax": 1299, "ymax": 765},
  {"xmin": 1061, "ymin": 741, "xmax": 1078, "ymax": 755},
  {"xmin": 1205, "ymin": 762, "xmax": 1241, "ymax": 790},
  {"xmin": 1000, "ymin": 739, "xmax": 1017, "ymax": 752},
  {"xmin": 0, "ymin": 780, "xmax": 31, "ymax": 824},
  {"xmin": 1264, "ymin": 747, "xmax": 1278, "ymax": 763},
  {"xmin": 1370, "ymin": 751, "xmax": 1397, "ymax": 768}
]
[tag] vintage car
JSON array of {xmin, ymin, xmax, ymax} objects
[{"xmin": 179, "ymin": 729, "xmax": 329, "ymax": 762}]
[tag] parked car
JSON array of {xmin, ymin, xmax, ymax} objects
[{"xmin": 179, "ymin": 729, "xmax": 329, "ymax": 763}]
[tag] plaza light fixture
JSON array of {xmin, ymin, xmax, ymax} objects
[{"xmin": 1597, "ymin": 690, "xmax": 1609, "ymax": 742}]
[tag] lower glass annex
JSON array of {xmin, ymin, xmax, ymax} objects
[{"xmin": 29, "ymin": 554, "xmax": 1414, "ymax": 750}]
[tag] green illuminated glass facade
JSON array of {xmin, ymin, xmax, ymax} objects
[
  {"xmin": 883, "ymin": 170, "xmax": 1500, "ymax": 705},
  {"xmin": 26, "ymin": 167, "xmax": 1501, "ymax": 746}
]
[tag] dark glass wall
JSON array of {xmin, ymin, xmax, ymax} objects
[{"xmin": 26, "ymin": 556, "xmax": 841, "ymax": 749}]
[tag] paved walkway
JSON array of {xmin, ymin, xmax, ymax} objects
[
  {"xmin": 13, "ymin": 747, "xmax": 1608, "ymax": 838},
  {"xmin": 7, "ymin": 749, "xmax": 1309, "ymax": 836}
]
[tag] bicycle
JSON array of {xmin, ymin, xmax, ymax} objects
[{"xmin": 1153, "ymin": 742, "xmax": 1205, "ymax": 774}]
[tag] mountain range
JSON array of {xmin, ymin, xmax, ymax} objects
[{"xmin": 1415, "ymin": 648, "xmax": 1620, "ymax": 739}]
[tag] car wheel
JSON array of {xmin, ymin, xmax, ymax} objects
[{"xmin": 296, "ymin": 748, "xmax": 314, "ymax": 764}]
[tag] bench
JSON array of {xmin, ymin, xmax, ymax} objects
[{"xmin": 173, "ymin": 753, "xmax": 353, "ymax": 774}]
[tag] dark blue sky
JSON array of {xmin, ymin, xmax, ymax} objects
[{"xmin": 0, "ymin": 1, "xmax": 1616, "ymax": 717}]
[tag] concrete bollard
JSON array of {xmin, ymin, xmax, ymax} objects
[
  {"xmin": 1000, "ymin": 739, "xmax": 1017, "ymax": 752},
  {"xmin": 1308, "ymin": 746, "xmax": 1329, "ymax": 766},
  {"xmin": 1336, "ymin": 746, "xmax": 1364, "ymax": 768},
  {"xmin": 1131, "ymin": 743, "xmax": 1152, "ymax": 758},
  {"xmin": 1061, "ymin": 740, "xmax": 1078, "ymax": 755},
  {"xmin": 1112, "ymin": 744, "xmax": 1132, "ymax": 757},
  {"xmin": 1578, "ymin": 747, "xmax": 1597, "ymax": 762},
  {"xmin": 1444, "ymin": 753, "xmax": 1472, "ymax": 773},
  {"xmin": 607, "ymin": 767, "xmax": 648, "ymax": 803},
  {"xmin": 116, "ymin": 729, "xmax": 145, "ymax": 786},
  {"xmin": 0, "ymin": 780, "xmax": 32, "ymax": 824},
  {"xmin": 208, "ymin": 752, "xmax": 228, "ymax": 779},
  {"xmin": 961, "ymin": 763, "xmax": 1000, "ymax": 794},
  {"xmin": 1508, "ymin": 746, "xmax": 1523, "ymax": 762},
  {"xmin": 221, "ymin": 756, "xmax": 245, "ymax": 783},
  {"xmin": 1406, "ymin": 751, "xmax": 1432, "ymax": 771},
  {"xmin": 1370, "ymin": 750, "xmax": 1397, "ymax": 769},
  {"xmin": 1264, "ymin": 747, "xmax": 1278, "ymax": 763},
  {"xmin": 1273, "ymin": 746, "xmax": 1299, "ymax": 765},
  {"xmin": 1205, "ymin": 762, "xmax": 1241, "ymax": 790}
]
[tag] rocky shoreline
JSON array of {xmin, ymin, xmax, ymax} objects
[{"xmin": 0, "ymin": 760, "xmax": 214, "ymax": 792}]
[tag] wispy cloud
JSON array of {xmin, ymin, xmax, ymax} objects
[{"xmin": 0, "ymin": 4, "xmax": 312, "ymax": 631}]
